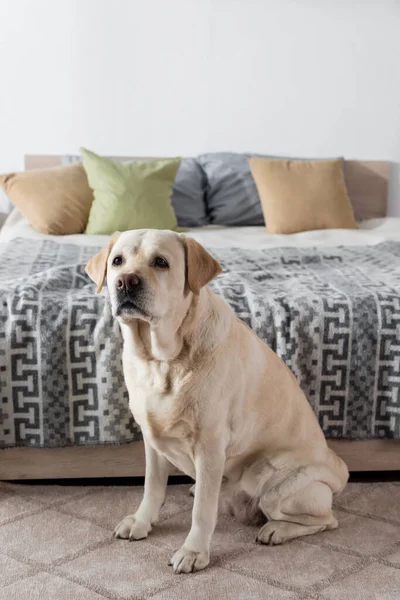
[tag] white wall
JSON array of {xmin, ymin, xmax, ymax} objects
[{"xmin": 0, "ymin": 0, "xmax": 399, "ymax": 213}]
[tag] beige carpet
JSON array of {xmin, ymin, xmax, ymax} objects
[{"xmin": 0, "ymin": 481, "xmax": 400, "ymax": 599}]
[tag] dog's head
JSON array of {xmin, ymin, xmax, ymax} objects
[{"xmin": 85, "ymin": 229, "xmax": 222, "ymax": 323}]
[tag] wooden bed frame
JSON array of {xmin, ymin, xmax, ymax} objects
[
  {"xmin": 0, "ymin": 155, "xmax": 398, "ymax": 480},
  {"xmin": 1, "ymin": 439, "xmax": 400, "ymax": 480}
]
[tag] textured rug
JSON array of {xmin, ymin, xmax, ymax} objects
[{"xmin": 0, "ymin": 481, "xmax": 400, "ymax": 599}]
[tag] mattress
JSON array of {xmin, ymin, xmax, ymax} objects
[
  {"xmin": 2, "ymin": 208, "xmax": 400, "ymax": 249},
  {"xmin": 1, "ymin": 209, "xmax": 400, "ymax": 448}
]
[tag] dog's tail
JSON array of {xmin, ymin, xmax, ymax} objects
[{"xmin": 326, "ymin": 449, "xmax": 349, "ymax": 496}]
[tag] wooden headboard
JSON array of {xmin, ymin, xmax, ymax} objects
[{"xmin": 24, "ymin": 155, "xmax": 391, "ymax": 220}]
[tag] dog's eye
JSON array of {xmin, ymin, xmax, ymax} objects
[
  {"xmin": 112, "ymin": 256, "xmax": 123, "ymax": 266},
  {"xmin": 154, "ymin": 256, "xmax": 169, "ymax": 269}
]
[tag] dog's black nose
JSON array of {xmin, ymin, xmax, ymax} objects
[{"xmin": 116, "ymin": 274, "xmax": 141, "ymax": 292}]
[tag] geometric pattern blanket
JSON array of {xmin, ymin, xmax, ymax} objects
[{"xmin": 0, "ymin": 238, "xmax": 399, "ymax": 448}]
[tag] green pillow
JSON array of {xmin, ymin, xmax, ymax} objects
[{"xmin": 81, "ymin": 148, "xmax": 182, "ymax": 235}]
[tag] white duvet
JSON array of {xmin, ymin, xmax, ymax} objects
[{"xmin": 1, "ymin": 208, "xmax": 400, "ymax": 249}]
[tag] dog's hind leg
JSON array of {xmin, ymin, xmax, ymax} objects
[
  {"xmin": 257, "ymin": 464, "xmax": 344, "ymax": 545},
  {"xmin": 257, "ymin": 518, "xmax": 337, "ymax": 545}
]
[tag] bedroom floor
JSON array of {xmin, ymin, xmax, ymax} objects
[{"xmin": 0, "ymin": 481, "xmax": 400, "ymax": 600}]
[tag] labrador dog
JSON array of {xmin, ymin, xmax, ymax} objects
[{"xmin": 85, "ymin": 229, "xmax": 348, "ymax": 574}]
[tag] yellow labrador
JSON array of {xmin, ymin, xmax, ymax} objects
[{"xmin": 86, "ymin": 229, "xmax": 348, "ymax": 574}]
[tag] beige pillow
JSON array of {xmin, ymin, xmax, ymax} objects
[
  {"xmin": 0, "ymin": 164, "xmax": 93, "ymax": 235},
  {"xmin": 249, "ymin": 158, "xmax": 357, "ymax": 234}
]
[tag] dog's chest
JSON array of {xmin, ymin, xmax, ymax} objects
[{"xmin": 124, "ymin": 355, "xmax": 195, "ymax": 451}]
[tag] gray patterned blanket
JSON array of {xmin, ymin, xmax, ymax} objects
[{"xmin": 0, "ymin": 238, "xmax": 399, "ymax": 448}]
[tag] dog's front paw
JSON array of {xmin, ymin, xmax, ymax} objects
[
  {"xmin": 168, "ymin": 546, "xmax": 209, "ymax": 574},
  {"xmin": 114, "ymin": 514, "xmax": 151, "ymax": 541}
]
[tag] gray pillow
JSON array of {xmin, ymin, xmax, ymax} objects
[
  {"xmin": 197, "ymin": 152, "xmax": 271, "ymax": 226},
  {"xmin": 0, "ymin": 186, "xmax": 12, "ymax": 215},
  {"xmin": 171, "ymin": 158, "xmax": 208, "ymax": 227},
  {"xmin": 61, "ymin": 155, "xmax": 208, "ymax": 228}
]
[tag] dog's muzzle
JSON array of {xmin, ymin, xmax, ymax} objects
[{"xmin": 115, "ymin": 274, "xmax": 147, "ymax": 317}]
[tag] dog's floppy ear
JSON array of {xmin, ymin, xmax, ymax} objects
[
  {"xmin": 181, "ymin": 234, "xmax": 222, "ymax": 295},
  {"xmin": 85, "ymin": 232, "xmax": 120, "ymax": 294}
]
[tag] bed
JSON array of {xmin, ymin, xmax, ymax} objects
[{"xmin": 0, "ymin": 155, "xmax": 399, "ymax": 479}]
